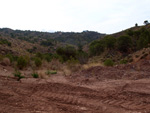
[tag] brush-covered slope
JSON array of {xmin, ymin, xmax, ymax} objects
[{"xmin": 88, "ymin": 24, "xmax": 150, "ymax": 64}]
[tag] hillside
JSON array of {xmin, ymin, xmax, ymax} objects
[
  {"xmin": 88, "ymin": 24, "xmax": 150, "ymax": 64},
  {"xmin": 0, "ymin": 28, "xmax": 105, "ymax": 46},
  {"xmin": 0, "ymin": 28, "xmax": 105, "ymax": 57}
]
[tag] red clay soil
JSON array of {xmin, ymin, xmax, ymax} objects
[{"xmin": 0, "ymin": 60, "xmax": 150, "ymax": 113}]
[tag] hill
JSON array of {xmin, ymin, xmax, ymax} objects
[
  {"xmin": 0, "ymin": 28, "xmax": 105, "ymax": 46},
  {"xmin": 88, "ymin": 24, "xmax": 150, "ymax": 64},
  {"xmin": 0, "ymin": 28, "xmax": 105, "ymax": 56}
]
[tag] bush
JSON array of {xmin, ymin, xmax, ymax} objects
[
  {"xmin": 56, "ymin": 46, "xmax": 77, "ymax": 62},
  {"xmin": 46, "ymin": 70, "xmax": 51, "ymax": 75},
  {"xmin": 13, "ymin": 70, "xmax": 24, "ymax": 81},
  {"xmin": 46, "ymin": 70, "xmax": 57, "ymax": 75},
  {"xmin": 32, "ymin": 72, "xmax": 39, "ymax": 78},
  {"xmin": 5, "ymin": 54, "xmax": 18, "ymax": 62},
  {"xmin": 0, "ymin": 39, "xmax": 11, "ymax": 46},
  {"xmin": 49, "ymin": 59, "xmax": 62, "ymax": 70},
  {"xmin": 17, "ymin": 56, "xmax": 27, "ymax": 69},
  {"xmin": 104, "ymin": 59, "xmax": 114, "ymax": 66},
  {"xmin": 40, "ymin": 40, "xmax": 53, "ymax": 46},
  {"xmin": 50, "ymin": 70, "xmax": 57, "ymax": 74},
  {"xmin": 77, "ymin": 51, "xmax": 88, "ymax": 64},
  {"xmin": 34, "ymin": 57, "xmax": 42, "ymax": 67},
  {"xmin": 0, "ymin": 54, "xmax": 4, "ymax": 61},
  {"xmin": 44, "ymin": 53, "xmax": 52, "ymax": 62},
  {"xmin": 36, "ymin": 52, "xmax": 43, "ymax": 60},
  {"xmin": 120, "ymin": 59, "xmax": 128, "ymax": 64},
  {"xmin": 67, "ymin": 57, "xmax": 81, "ymax": 72}
]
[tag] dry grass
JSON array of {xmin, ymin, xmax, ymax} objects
[
  {"xmin": 61, "ymin": 66, "xmax": 72, "ymax": 76},
  {"xmin": 1, "ymin": 58, "xmax": 11, "ymax": 66},
  {"xmin": 49, "ymin": 59, "xmax": 63, "ymax": 70},
  {"xmin": 129, "ymin": 47, "xmax": 150, "ymax": 63},
  {"xmin": 82, "ymin": 63, "xmax": 103, "ymax": 70},
  {"xmin": 37, "ymin": 70, "xmax": 48, "ymax": 79}
]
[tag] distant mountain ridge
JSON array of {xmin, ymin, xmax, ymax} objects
[{"xmin": 0, "ymin": 28, "xmax": 106, "ymax": 46}]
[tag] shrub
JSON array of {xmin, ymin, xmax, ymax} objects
[
  {"xmin": 46, "ymin": 70, "xmax": 57, "ymax": 75},
  {"xmin": 77, "ymin": 51, "xmax": 89, "ymax": 64},
  {"xmin": 56, "ymin": 46, "xmax": 77, "ymax": 62},
  {"xmin": 46, "ymin": 70, "xmax": 51, "ymax": 75},
  {"xmin": 17, "ymin": 56, "xmax": 27, "ymax": 69},
  {"xmin": 120, "ymin": 59, "xmax": 128, "ymax": 64},
  {"xmin": 34, "ymin": 57, "xmax": 42, "ymax": 67},
  {"xmin": 104, "ymin": 59, "xmax": 114, "ymax": 66},
  {"xmin": 40, "ymin": 40, "xmax": 53, "ymax": 46},
  {"xmin": 13, "ymin": 70, "xmax": 24, "ymax": 81},
  {"xmin": 0, "ymin": 54, "xmax": 4, "ymax": 61},
  {"xmin": 0, "ymin": 39, "xmax": 11, "ymax": 46},
  {"xmin": 5, "ymin": 54, "xmax": 14, "ymax": 62},
  {"xmin": 36, "ymin": 52, "xmax": 43, "ymax": 60},
  {"xmin": 67, "ymin": 57, "xmax": 81, "ymax": 72},
  {"xmin": 49, "ymin": 59, "xmax": 62, "ymax": 70},
  {"xmin": 50, "ymin": 70, "xmax": 57, "ymax": 74},
  {"xmin": 44, "ymin": 54, "xmax": 52, "ymax": 62},
  {"xmin": 32, "ymin": 72, "xmax": 39, "ymax": 78}
]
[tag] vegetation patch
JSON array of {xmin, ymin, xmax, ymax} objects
[
  {"xmin": 32, "ymin": 72, "xmax": 39, "ymax": 78},
  {"xmin": 13, "ymin": 70, "xmax": 25, "ymax": 81},
  {"xmin": 46, "ymin": 70, "xmax": 57, "ymax": 75},
  {"xmin": 104, "ymin": 59, "xmax": 114, "ymax": 66},
  {"xmin": 17, "ymin": 56, "xmax": 27, "ymax": 69},
  {"xmin": 0, "ymin": 39, "xmax": 11, "ymax": 46},
  {"xmin": 120, "ymin": 59, "xmax": 128, "ymax": 64}
]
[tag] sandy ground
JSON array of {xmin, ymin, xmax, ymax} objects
[{"xmin": 0, "ymin": 60, "xmax": 150, "ymax": 113}]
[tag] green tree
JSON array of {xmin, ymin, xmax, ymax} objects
[
  {"xmin": 135, "ymin": 23, "xmax": 138, "ymax": 27},
  {"xmin": 17, "ymin": 56, "xmax": 27, "ymax": 69},
  {"xmin": 137, "ymin": 29, "xmax": 150, "ymax": 49},
  {"xmin": 144, "ymin": 20, "xmax": 149, "ymax": 25},
  {"xmin": 117, "ymin": 35, "xmax": 132, "ymax": 53},
  {"xmin": 104, "ymin": 36, "xmax": 116, "ymax": 49},
  {"xmin": 56, "ymin": 46, "xmax": 77, "ymax": 62},
  {"xmin": 34, "ymin": 57, "xmax": 42, "ymax": 67},
  {"xmin": 89, "ymin": 40, "xmax": 105, "ymax": 56}
]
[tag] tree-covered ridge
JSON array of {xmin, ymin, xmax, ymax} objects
[
  {"xmin": 0, "ymin": 28, "xmax": 105, "ymax": 46},
  {"xmin": 89, "ymin": 25, "xmax": 150, "ymax": 56}
]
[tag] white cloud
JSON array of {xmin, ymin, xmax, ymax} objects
[{"xmin": 0, "ymin": 0, "xmax": 150, "ymax": 33}]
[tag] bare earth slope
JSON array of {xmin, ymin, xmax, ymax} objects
[{"xmin": 1, "ymin": 60, "xmax": 150, "ymax": 113}]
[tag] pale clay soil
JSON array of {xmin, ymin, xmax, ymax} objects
[{"xmin": 0, "ymin": 60, "xmax": 150, "ymax": 113}]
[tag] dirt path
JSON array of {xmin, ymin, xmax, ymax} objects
[{"xmin": 0, "ymin": 74, "xmax": 150, "ymax": 113}]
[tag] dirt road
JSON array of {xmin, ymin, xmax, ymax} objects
[
  {"xmin": 0, "ymin": 73, "xmax": 150, "ymax": 113},
  {"xmin": 1, "ymin": 59, "xmax": 150, "ymax": 113}
]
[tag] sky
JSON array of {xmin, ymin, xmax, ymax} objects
[{"xmin": 0, "ymin": 0, "xmax": 150, "ymax": 34}]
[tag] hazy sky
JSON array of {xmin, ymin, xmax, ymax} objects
[{"xmin": 0, "ymin": 0, "xmax": 150, "ymax": 34}]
